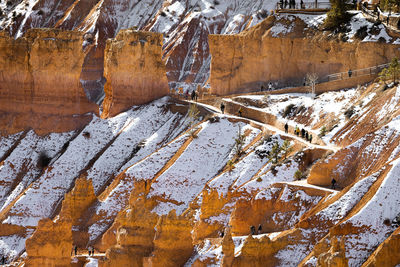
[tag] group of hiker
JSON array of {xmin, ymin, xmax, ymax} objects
[
  {"xmin": 260, "ymin": 82, "xmax": 274, "ymax": 92},
  {"xmin": 71, "ymin": 245, "xmax": 95, "ymax": 257},
  {"xmin": 250, "ymin": 224, "xmax": 263, "ymax": 235},
  {"xmin": 293, "ymin": 125, "xmax": 313, "ymax": 143},
  {"xmin": 1, "ymin": 256, "xmax": 6, "ymax": 265},
  {"xmin": 178, "ymin": 88, "xmax": 199, "ymax": 101},
  {"xmin": 279, "ymin": 0, "xmax": 304, "ymax": 9}
]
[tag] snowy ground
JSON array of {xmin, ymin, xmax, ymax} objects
[{"xmin": 148, "ymin": 118, "xmax": 261, "ymax": 216}]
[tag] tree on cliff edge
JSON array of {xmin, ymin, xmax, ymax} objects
[{"xmin": 323, "ymin": 0, "xmax": 351, "ymax": 30}]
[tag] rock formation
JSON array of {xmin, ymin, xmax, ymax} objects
[
  {"xmin": 0, "ymin": 29, "xmax": 98, "ymax": 135},
  {"xmin": 59, "ymin": 177, "xmax": 97, "ymax": 248},
  {"xmin": 100, "ymin": 183, "xmax": 159, "ymax": 267},
  {"xmin": 209, "ymin": 16, "xmax": 400, "ymax": 95},
  {"xmin": 221, "ymin": 227, "xmax": 235, "ymax": 267},
  {"xmin": 25, "ymin": 218, "xmax": 73, "ymax": 267},
  {"xmin": 102, "ymin": 30, "xmax": 169, "ymax": 118},
  {"xmin": 144, "ymin": 210, "xmax": 193, "ymax": 267}
]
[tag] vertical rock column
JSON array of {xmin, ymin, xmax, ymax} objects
[{"xmin": 102, "ymin": 30, "xmax": 169, "ymax": 118}]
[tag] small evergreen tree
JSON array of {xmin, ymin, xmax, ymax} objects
[
  {"xmin": 319, "ymin": 126, "xmax": 327, "ymax": 137},
  {"xmin": 388, "ymin": 57, "xmax": 400, "ymax": 83},
  {"xmin": 379, "ymin": 58, "xmax": 400, "ymax": 84},
  {"xmin": 294, "ymin": 170, "xmax": 303, "ymax": 180},
  {"xmin": 379, "ymin": 67, "xmax": 390, "ymax": 84},
  {"xmin": 323, "ymin": 0, "xmax": 351, "ymax": 30},
  {"xmin": 281, "ymin": 140, "xmax": 293, "ymax": 159},
  {"xmin": 268, "ymin": 142, "xmax": 281, "ymax": 164},
  {"xmin": 188, "ymin": 103, "xmax": 200, "ymax": 137},
  {"xmin": 234, "ymin": 126, "xmax": 246, "ymax": 156}
]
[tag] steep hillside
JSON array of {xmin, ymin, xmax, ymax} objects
[{"xmin": 1, "ymin": 80, "xmax": 400, "ymax": 265}]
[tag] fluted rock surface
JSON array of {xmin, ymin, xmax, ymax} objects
[
  {"xmin": 0, "ymin": 29, "xmax": 97, "ymax": 135},
  {"xmin": 102, "ymin": 30, "xmax": 169, "ymax": 118}
]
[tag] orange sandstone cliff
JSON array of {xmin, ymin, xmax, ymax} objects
[
  {"xmin": 209, "ymin": 16, "xmax": 400, "ymax": 95},
  {"xmin": 102, "ymin": 30, "xmax": 169, "ymax": 118},
  {"xmin": 0, "ymin": 29, "xmax": 98, "ymax": 135}
]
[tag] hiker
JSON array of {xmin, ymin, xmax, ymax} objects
[
  {"xmin": 195, "ymin": 91, "xmax": 198, "ymax": 101},
  {"xmin": 284, "ymin": 123, "xmax": 289, "ymax": 133},
  {"xmin": 92, "ymin": 247, "xmax": 95, "ymax": 256},
  {"xmin": 220, "ymin": 102, "xmax": 225, "ymax": 114},
  {"xmin": 305, "ymin": 131, "xmax": 309, "ymax": 141},
  {"xmin": 250, "ymin": 225, "xmax": 256, "ymax": 235},
  {"xmin": 301, "ymin": 128, "xmax": 305, "ymax": 138},
  {"xmin": 88, "ymin": 246, "xmax": 92, "ymax": 256},
  {"xmin": 284, "ymin": 0, "xmax": 288, "ymax": 8},
  {"xmin": 238, "ymin": 107, "xmax": 243, "ymax": 117},
  {"xmin": 74, "ymin": 245, "xmax": 78, "ymax": 256},
  {"xmin": 191, "ymin": 90, "xmax": 195, "ymax": 101},
  {"xmin": 220, "ymin": 231, "xmax": 224, "ymax": 238},
  {"xmin": 348, "ymin": 69, "xmax": 352, "ymax": 78},
  {"xmin": 300, "ymin": 0, "xmax": 304, "ymax": 8},
  {"xmin": 268, "ymin": 82, "xmax": 273, "ymax": 91},
  {"xmin": 1, "ymin": 256, "xmax": 6, "ymax": 265},
  {"xmin": 331, "ymin": 178, "xmax": 337, "ymax": 190},
  {"xmin": 185, "ymin": 90, "xmax": 189, "ymax": 100},
  {"xmin": 309, "ymin": 134, "xmax": 313, "ymax": 143},
  {"xmin": 258, "ymin": 224, "xmax": 262, "ymax": 234}
]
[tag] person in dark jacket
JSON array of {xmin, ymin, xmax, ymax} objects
[
  {"xmin": 250, "ymin": 225, "xmax": 256, "ymax": 235},
  {"xmin": 258, "ymin": 224, "xmax": 262, "ymax": 234},
  {"xmin": 284, "ymin": 123, "xmax": 289, "ymax": 133},
  {"xmin": 191, "ymin": 90, "xmax": 196, "ymax": 101},
  {"xmin": 220, "ymin": 103, "xmax": 225, "ymax": 114},
  {"xmin": 331, "ymin": 178, "xmax": 337, "ymax": 190}
]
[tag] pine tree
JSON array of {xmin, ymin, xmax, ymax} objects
[
  {"xmin": 234, "ymin": 126, "xmax": 245, "ymax": 156},
  {"xmin": 379, "ymin": 57, "xmax": 400, "ymax": 83},
  {"xmin": 281, "ymin": 140, "xmax": 293, "ymax": 160},
  {"xmin": 323, "ymin": 0, "xmax": 351, "ymax": 30},
  {"xmin": 268, "ymin": 142, "xmax": 281, "ymax": 164},
  {"xmin": 188, "ymin": 103, "xmax": 200, "ymax": 137}
]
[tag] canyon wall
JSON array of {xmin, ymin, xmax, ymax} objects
[
  {"xmin": 0, "ymin": 29, "xmax": 98, "ymax": 135},
  {"xmin": 209, "ymin": 16, "xmax": 400, "ymax": 95},
  {"xmin": 101, "ymin": 30, "xmax": 169, "ymax": 118}
]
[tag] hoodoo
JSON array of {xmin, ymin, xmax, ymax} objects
[{"xmin": 101, "ymin": 30, "xmax": 169, "ymax": 118}]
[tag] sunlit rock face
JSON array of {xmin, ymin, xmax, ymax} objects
[{"xmin": 102, "ymin": 30, "xmax": 169, "ymax": 118}]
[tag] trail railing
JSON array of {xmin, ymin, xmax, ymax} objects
[
  {"xmin": 323, "ymin": 63, "xmax": 389, "ymax": 82},
  {"xmin": 275, "ymin": 1, "xmax": 330, "ymax": 10}
]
